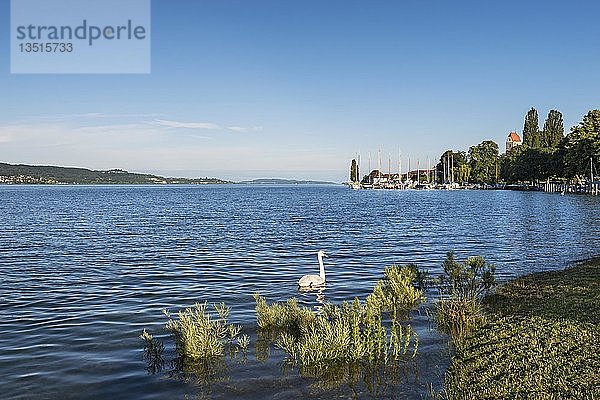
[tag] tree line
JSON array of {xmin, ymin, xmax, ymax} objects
[{"xmin": 436, "ymin": 108, "xmax": 600, "ymax": 184}]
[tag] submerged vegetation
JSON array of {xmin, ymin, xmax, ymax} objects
[
  {"xmin": 441, "ymin": 258, "xmax": 600, "ymax": 399},
  {"xmin": 140, "ymin": 329, "xmax": 165, "ymax": 374}
]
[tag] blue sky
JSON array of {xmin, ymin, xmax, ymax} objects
[{"xmin": 1, "ymin": 0, "xmax": 599, "ymax": 181}]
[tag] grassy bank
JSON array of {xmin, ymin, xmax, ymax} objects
[{"xmin": 443, "ymin": 259, "xmax": 600, "ymax": 399}]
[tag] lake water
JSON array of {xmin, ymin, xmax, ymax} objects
[{"xmin": 1, "ymin": 185, "xmax": 599, "ymax": 399}]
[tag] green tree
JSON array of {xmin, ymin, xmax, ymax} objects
[
  {"xmin": 542, "ymin": 109, "xmax": 564, "ymax": 148},
  {"xmin": 468, "ymin": 140, "xmax": 499, "ymax": 183},
  {"xmin": 436, "ymin": 150, "xmax": 468, "ymax": 183},
  {"xmin": 501, "ymin": 145, "xmax": 559, "ymax": 183},
  {"xmin": 350, "ymin": 159, "xmax": 359, "ymax": 182},
  {"xmin": 523, "ymin": 107, "xmax": 541, "ymax": 148},
  {"xmin": 563, "ymin": 110, "xmax": 600, "ymax": 178},
  {"xmin": 500, "ymin": 145, "xmax": 525, "ymax": 182},
  {"xmin": 525, "ymin": 148, "xmax": 555, "ymax": 182}
]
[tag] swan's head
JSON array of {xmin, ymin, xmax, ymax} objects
[{"xmin": 317, "ymin": 250, "xmax": 328, "ymax": 258}]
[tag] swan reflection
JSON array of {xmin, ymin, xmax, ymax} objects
[{"xmin": 298, "ymin": 285, "xmax": 326, "ymax": 311}]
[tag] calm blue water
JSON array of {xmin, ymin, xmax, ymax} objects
[{"xmin": 1, "ymin": 185, "xmax": 599, "ymax": 399}]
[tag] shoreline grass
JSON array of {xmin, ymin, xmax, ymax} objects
[{"xmin": 442, "ymin": 259, "xmax": 600, "ymax": 399}]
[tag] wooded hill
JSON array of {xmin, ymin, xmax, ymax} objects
[{"xmin": 0, "ymin": 162, "xmax": 230, "ymax": 184}]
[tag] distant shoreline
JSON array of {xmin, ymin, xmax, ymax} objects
[
  {"xmin": 238, "ymin": 178, "xmax": 338, "ymax": 185},
  {"xmin": 0, "ymin": 161, "xmax": 231, "ymax": 185},
  {"xmin": 0, "ymin": 162, "xmax": 340, "ymax": 186}
]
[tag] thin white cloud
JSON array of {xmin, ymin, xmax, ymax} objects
[
  {"xmin": 154, "ymin": 119, "xmax": 221, "ymax": 130},
  {"xmin": 74, "ymin": 123, "xmax": 153, "ymax": 133},
  {"xmin": 227, "ymin": 126, "xmax": 263, "ymax": 133}
]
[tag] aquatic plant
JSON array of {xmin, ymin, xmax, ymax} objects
[
  {"xmin": 140, "ymin": 300, "xmax": 248, "ymax": 383},
  {"xmin": 276, "ymin": 298, "xmax": 419, "ymax": 368},
  {"xmin": 434, "ymin": 252, "xmax": 495, "ymax": 342},
  {"xmin": 253, "ymin": 293, "xmax": 315, "ymax": 334},
  {"xmin": 255, "ymin": 264, "xmax": 424, "ymax": 386},
  {"xmin": 164, "ymin": 302, "xmax": 245, "ymax": 359},
  {"xmin": 139, "ymin": 329, "xmax": 165, "ymax": 374},
  {"xmin": 366, "ymin": 264, "xmax": 426, "ymax": 320}
]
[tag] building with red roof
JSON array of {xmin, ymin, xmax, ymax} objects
[{"xmin": 506, "ymin": 131, "xmax": 522, "ymax": 153}]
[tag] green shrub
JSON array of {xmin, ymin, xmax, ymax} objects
[
  {"xmin": 276, "ymin": 298, "xmax": 418, "ymax": 368},
  {"xmin": 439, "ymin": 252, "xmax": 496, "ymax": 301},
  {"xmin": 435, "ymin": 253, "xmax": 495, "ymax": 342},
  {"xmin": 141, "ymin": 301, "xmax": 248, "ymax": 373}
]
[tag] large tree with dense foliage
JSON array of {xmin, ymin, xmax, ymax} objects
[
  {"xmin": 350, "ymin": 159, "xmax": 359, "ymax": 182},
  {"xmin": 500, "ymin": 145, "xmax": 559, "ymax": 183},
  {"xmin": 523, "ymin": 107, "xmax": 541, "ymax": 148},
  {"xmin": 563, "ymin": 110, "xmax": 600, "ymax": 178},
  {"xmin": 542, "ymin": 110, "xmax": 564, "ymax": 148},
  {"xmin": 436, "ymin": 150, "xmax": 468, "ymax": 183},
  {"xmin": 468, "ymin": 140, "xmax": 499, "ymax": 183}
]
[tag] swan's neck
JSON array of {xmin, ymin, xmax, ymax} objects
[{"xmin": 318, "ymin": 254, "xmax": 325, "ymax": 280}]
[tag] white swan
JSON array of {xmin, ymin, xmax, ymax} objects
[{"xmin": 298, "ymin": 250, "xmax": 328, "ymax": 288}]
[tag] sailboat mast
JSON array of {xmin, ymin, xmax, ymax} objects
[
  {"xmin": 398, "ymin": 148, "xmax": 401, "ymax": 188},
  {"xmin": 427, "ymin": 157, "xmax": 431, "ymax": 183},
  {"xmin": 368, "ymin": 152, "xmax": 372, "ymax": 183},
  {"xmin": 451, "ymin": 153, "xmax": 454, "ymax": 184},
  {"xmin": 378, "ymin": 149, "xmax": 381, "ymax": 185}
]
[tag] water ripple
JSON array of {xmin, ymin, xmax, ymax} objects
[{"xmin": 1, "ymin": 185, "xmax": 599, "ymax": 399}]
